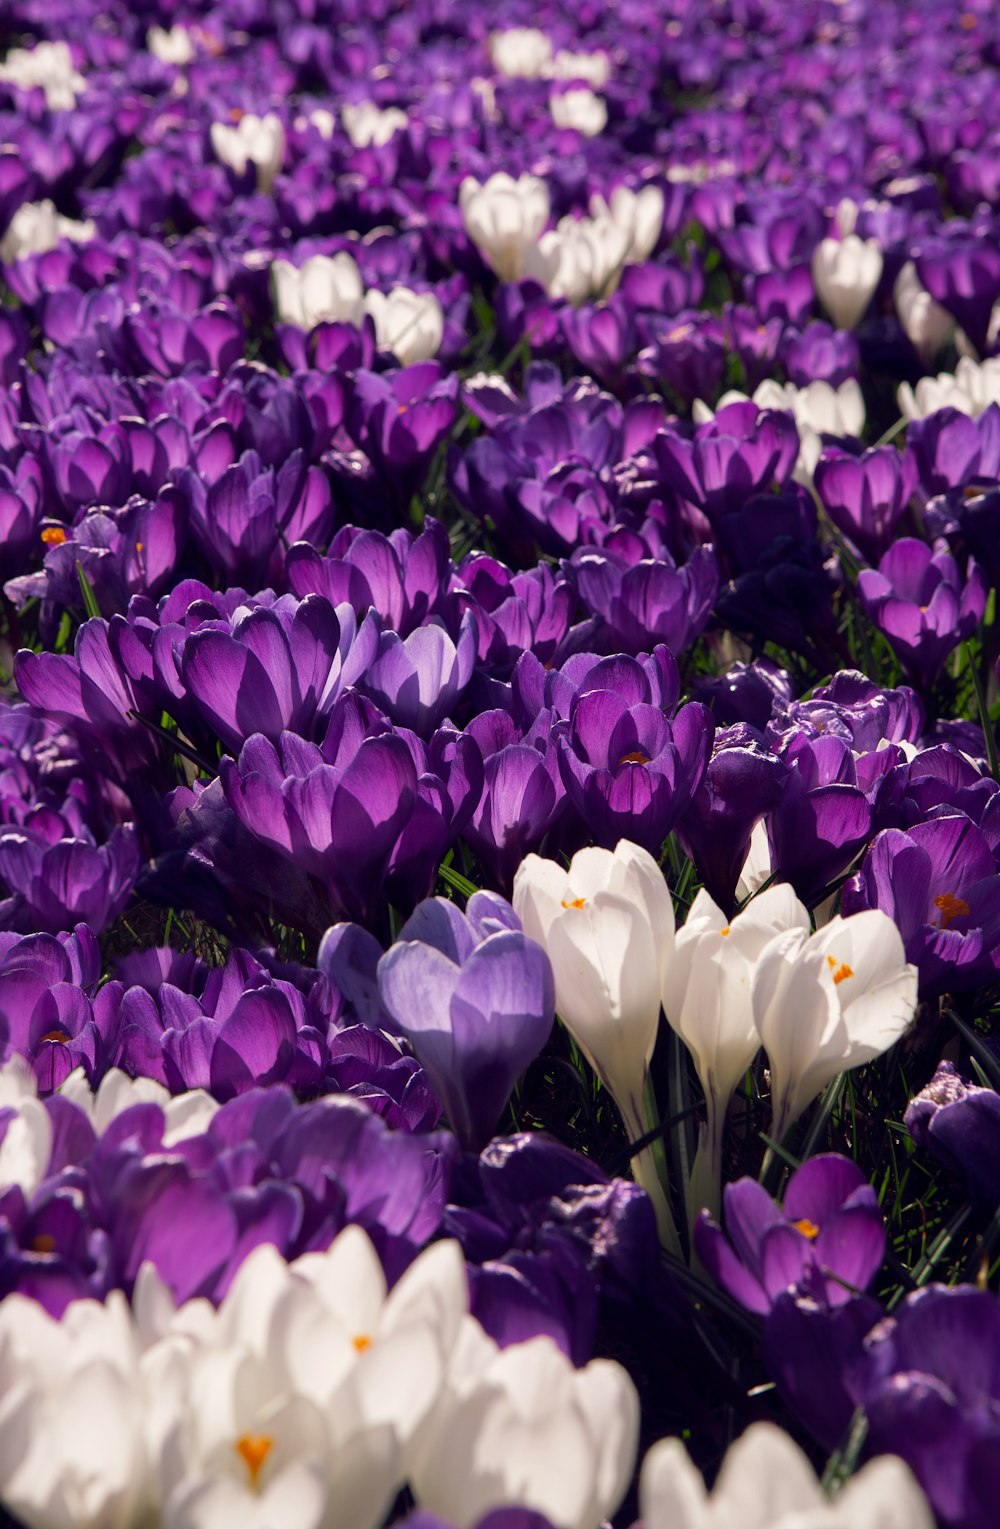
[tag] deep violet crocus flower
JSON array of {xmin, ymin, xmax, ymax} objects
[
  {"xmin": 694, "ymin": 1154, "xmax": 886, "ymax": 1314},
  {"xmin": 219, "ymin": 729, "xmax": 418, "ymax": 925},
  {"xmin": 813, "ymin": 445, "xmax": 917, "ymax": 565},
  {"xmin": 857, "ymin": 540, "xmax": 986, "ymax": 689},
  {"xmin": 854, "ymin": 1285, "xmax": 1000, "ymax": 1529},
  {"xmin": 842, "ymin": 814, "xmax": 1000, "ymax": 995},
  {"xmin": 376, "ymin": 894, "xmax": 554, "ymax": 1151},
  {"xmin": 905, "ymin": 1061, "xmax": 1000, "ymax": 1215}
]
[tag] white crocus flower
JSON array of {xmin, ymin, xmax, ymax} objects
[
  {"xmin": 522, "ymin": 209, "xmax": 631, "ymax": 304},
  {"xmin": 341, "ymin": 102, "xmax": 408, "ymax": 148},
  {"xmin": 0, "ymin": 200, "xmax": 95, "ymax": 265},
  {"xmin": 590, "ymin": 184, "xmax": 665, "ymax": 265},
  {"xmin": 460, "ymin": 172, "xmax": 551, "ymax": 283},
  {"xmin": 0, "ymin": 1293, "xmax": 150, "ymax": 1529},
  {"xmin": 57, "ymin": 1066, "xmax": 218, "ymax": 1147},
  {"xmin": 897, "ymin": 354, "xmax": 1000, "ymax": 420},
  {"xmin": 411, "ymin": 1321, "xmax": 639, "ymax": 1529},
  {"xmin": 812, "ymin": 233, "xmax": 883, "ymax": 330},
  {"xmin": 641, "ymin": 1421, "xmax": 934, "ymax": 1529},
  {"xmin": 363, "ymin": 287, "xmax": 443, "ymax": 364},
  {"xmin": 214, "ymin": 1223, "xmax": 467, "ymax": 1458},
  {"xmin": 0, "ymin": 41, "xmax": 85, "ymax": 109},
  {"xmin": 752, "ymin": 909, "xmax": 918, "ymax": 1142},
  {"xmin": 894, "ymin": 260, "xmax": 954, "ymax": 363},
  {"xmin": 550, "ymin": 87, "xmax": 608, "ymax": 137},
  {"xmin": 147, "ymin": 26, "xmax": 196, "ymax": 66},
  {"xmin": 210, "ymin": 113, "xmax": 285, "ymax": 192},
  {"xmin": 550, "ymin": 49, "xmax": 611, "ymax": 87},
  {"xmin": 0, "ymin": 1057, "xmax": 51, "ymax": 1197},
  {"xmin": 271, "ymin": 252, "xmax": 365, "ymax": 329},
  {"xmin": 662, "ymin": 886, "xmax": 810, "ymax": 1224},
  {"xmin": 514, "ymin": 841, "xmax": 680, "ymax": 1253},
  {"xmin": 754, "ymin": 377, "xmax": 864, "ymax": 483},
  {"xmin": 488, "ymin": 27, "xmax": 553, "ymax": 79}
]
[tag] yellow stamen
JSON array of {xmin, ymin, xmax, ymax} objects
[
  {"xmin": 791, "ymin": 1217, "xmax": 820, "ymax": 1240},
  {"xmin": 235, "ymin": 1434, "xmax": 273, "ymax": 1488},
  {"xmin": 719, "ymin": 926, "xmax": 731, "ymax": 936},
  {"xmin": 618, "ymin": 750, "xmax": 650, "ymax": 766},
  {"xmin": 40, "ymin": 1029, "xmax": 71, "ymax": 1044},
  {"xmin": 934, "ymin": 892, "xmax": 970, "ymax": 929},
  {"xmin": 826, "ymin": 955, "xmax": 853, "ymax": 985},
  {"xmin": 40, "ymin": 527, "xmax": 67, "ymax": 546},
  {"xmin": 561, "ymin": 897, "xmax": 586, "ymax": 909},
  {"xmin": 352, "ymin": 1333, "xmax": 372, "ymax": 1352}
]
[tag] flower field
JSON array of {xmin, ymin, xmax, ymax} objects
[{"xmin": 1, "ymin": 0, "xmax": 1000, "ymax": 1524}]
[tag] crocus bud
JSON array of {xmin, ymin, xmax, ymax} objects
[
  {"xmin": 663, "ymin": 885, "xmax": 810, "ymax": 1222},
  {"xmin": 211, "ymin": 112, "xmax": 285, "ymax": 193},
  {"xmin": 550, "ymin": 88, "xmax": 607, "ymax": 137},
  {"xmin": 812, "ymin": 234, "xmax": 883, "ymax": 330},
  {"xmin": 272, "ymin": 253, "xmax": 365, "ymax": 330},
  {"xmin": 513, "ymin": 840, "xmax": 680, "ymax": 1253},
  {"xmin": 362, "ymin": 288, "xmax": 444, "ymax": 366},
  {"xmin": 460, "ymin": 173, "xmax": 551, "ymax": 283}
]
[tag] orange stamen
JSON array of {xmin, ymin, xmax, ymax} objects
[
  {"xmin": 561, "ymin": 897, "xmax": 586, "ymax": 909},
  {"xmin": 235, "ymin": 1434, "xmax": 273, "ymax": 1488},
  {"xmin": 791, "ymin": 1217, "xmax": 820, "ymax": 1240},
  {"xmin": 40, "ymin": 527, "xmax": 67, "ymax": 546},
  {"xmin": 934, "ymin": 892, "xmax": 970, "ymax": 929}
]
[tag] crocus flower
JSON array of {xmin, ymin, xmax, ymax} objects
[
  {"xmin": 694, "ymin": 1153, "xmax": 886, "ymax": 1314},
  {"xmin": 272, "ymin": 253, "xmax": 365, "ymax": 330},
  {"xmin": 813, "ymin": 446, "xmax": 917, "ymax": 565},
  {"xmin": 513, "ymin": 841, "xmax": 680, "ymax": 1253},
  {"xmin": 460, "ymin": 174, "xmax": 550, "ymax": 283},
  {"xmin": 855, "ymin": 1285, "xmax": 1000, "ymax": 1529},
  {"xmin": 905, "ymin": 1061, "xmax": 1000, "ymax": 1215},
  {"xmin": 857, "ymin": 540, "xmax": 987, "ymax": 689},
  {"xmin": 210, "ymin": 112, "xmax": 285, "ymax": 192},
  {"xmin": 662, "ymin": 885, "xmax": 810, "ymax": 1221},
  {"xmin": 639, "ymin": 1422, "xmax": 933, "ymax": 1529},
  {"xmin": 751, "ymin": 910, "xmax": 918, "ymax": 1141},
  {"xmin": 375, "ymin": 893, "xmax": 555, "ymax": 1151},
  {"xmin": 842, "ymin": 815, "xmax": 1000, "ymax": 994},
  {"xmin": 812, "ymin": 234, "xmax": 883, "ymax": 329},
  {"xmin": 409, "ymin": 1327, "xmax": 639, "ymax": 1529}
]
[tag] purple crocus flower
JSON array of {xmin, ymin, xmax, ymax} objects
[
  {"xmin": 858, "ymin": 539, "xmax": 987, "ymax": 689},
  {"xmin": 219, "ymin": 727, "xmax": 418, "ymax": 926},
  {"xmin": 767, "ymin": 732, "xmax": 878, "ymax": 904},
  {"xmin": 286, "ymin": 517, "xmax": 452, "ymax": 637},
  {"xmin": 813, "ymin": 445, "xmax": 917, "ymax": 564},
  {"xmin": 555, "ymin": 692, "xmax": 713, "ymax": 856},
  {"xmin": 677, "ymin": 725, "xmax": 788, "ymax": 914},
  {"xmin": 569, "ymin": 544, "xmax": 719, "ymax": 657},
  {"xmin": 376, "ymin": 893, "xmax": 554, "ymax": 1151},
  {"xmin": 915, "ymin": 240, "xmax": 1000, "ymax": 358},
  {"xmin": 842, "ymin": 815, "xmax": 1000, "ymax": 994},
  {"xmin": 855, "ymin": 1285, "xmax": 1000, "ymax": 1529},
  {"xmin": 695, "ymin": 1154, "xmax": 886, "ymax": 1314},
  {"xmin": 179, "ymin": 594, "xmax": 379, "ymax": 752},
  {"xmin": 654, "ymin": 400, "xmax": 799, "ymax": 530},
  {"xmin": 0, "ymin": 822, "xmax": 139, "ymax": 937},
  {"xmin": 905, "ymin": 1061, "xmax": 1000, "ymax": 1215},
  {"xmin": 362, "ymin": 611, "xmax": 477, "ymax": 735}
]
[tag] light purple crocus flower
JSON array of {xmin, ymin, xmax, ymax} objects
[{"xmin": 376, "ymin": 893, "xmax": 554, "ymax": 1151}]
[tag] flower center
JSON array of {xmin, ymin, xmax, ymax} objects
[
  {"xmin": 719, "ymin": 926, "xmax": 731, "ymax": 936},
  {"xmin": 352, "ymin": 1333, "xmax": 372, "ymax": 1352},
  {"xmin": 235, "ymin": 1433, "xmax": 273, "ymax": 1489},
  {"xmin": 40, "ymin": 1029, "xmax": 71, "ymax": 1044},
  {"xmin": 790, "ymin": 1217, "xmax": 820, "ymax": 1240},
  {"xmin": 933, "ymin": 891, "xmax": 970, "ymax": 929},
  {"xmin": 30, "ymin": 1233, "xmax": 56, "ymax": 1254},
  {"xmin": 561, "ymin": 897, "xmax": 586, "ymax": 909},
  {"xmin": 40, "ymin": 527, "xmax": 67, "ymax": 546},
  {"xmin": 618, "ymin": 750, "xmax": 650, "ymax": 766},
  {"xmin": 826, "ymin": 955, "xmax": 853, "ymax": 985}
]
